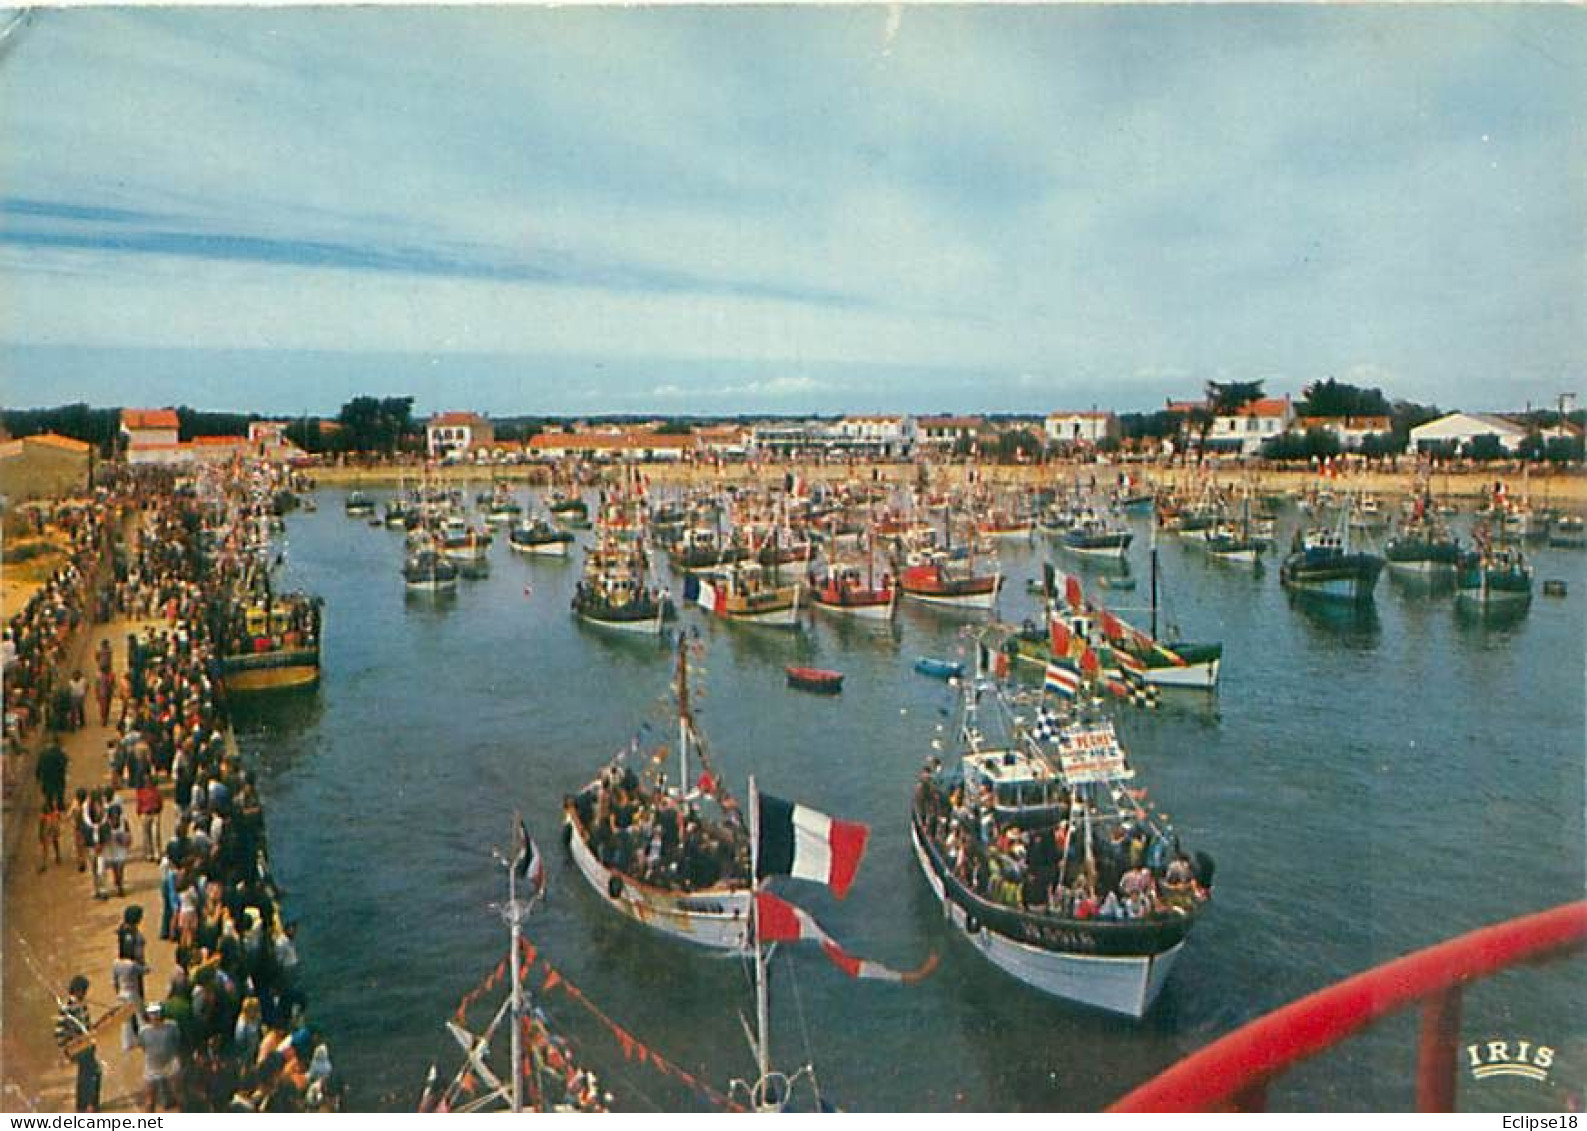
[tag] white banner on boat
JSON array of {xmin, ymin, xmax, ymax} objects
[{"xmin": 1056, "ymin": 723, "xmax": 1132, "ymax": 784}]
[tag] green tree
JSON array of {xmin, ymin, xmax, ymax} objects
[
  {"xmin": 284, "ymin": 417, "xmax": 323, "ymax": 453},
  {"xmin": 1205, "ymin": 380, "xmax": 1266, "ymax": 415},
  {"xmin": 1391, "ymin": 401, "xmax": 1441, "ymax": 450},
  {"xmin": 1298, "ymin": 378, "xmax": 1392, "ymax": 419},
  {"xmin": 1358, "ymin": 432, "xmax": 1402, "ymax": 459},
  {"xmin": 335, "ymin": 396, "xmax": 415, "ymax": 454},
  {"xmin": 1463, "ymin": 434, "xmax": 1505, "ymax": 461},
  {"xmin": 1517, "ymin": 432, "xmax": 1545, "ymax": 462},
  {"xmin": 1544, "ymin": 435, "xmax": 1584, "ymax": 464}
]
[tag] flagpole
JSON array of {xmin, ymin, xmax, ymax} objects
[{"xmin": 747, "ymin": 775, "xmax": 771, "ymax": 1096}]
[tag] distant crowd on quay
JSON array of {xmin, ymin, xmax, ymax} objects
[{"xmin": 4, "ymin": 463, "xmax": 342, "ymax": 1113}]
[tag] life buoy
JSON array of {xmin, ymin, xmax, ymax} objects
[
  {"xmin": 607, "ymin": 875, "xmax": 624, "ymax": 900},
  {"xmin": 964, "ymin": 912, "xmax": 982, "ymax": 935}
]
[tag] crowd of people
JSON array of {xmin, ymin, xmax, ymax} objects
[
  {"xmin": 570, "ymin": 759, "xmax": 750, "ymax": 893},
  {"xmin": 22, "ymin": 465, "xmax": 343, "ymax": 1113},
  {"xmin": 916, "ymin": 768, "xmax": 1210, "ymax": 924}
]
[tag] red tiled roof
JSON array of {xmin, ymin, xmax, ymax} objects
[
  {"xmin": 1046, "ymin": 411, "xmax": 1115, "ymax": 420},
  {"xmin": 430, "ymin": 411, "xmax": 490, "ymax": 427},
  {"xmin": 189, "ymin": 435, "xmax": 248, "ymax": 447},
  {"xmin": 1234, "ymin": 398, "xmax": 1292, "ymax": 418},
  {"xmin": 121, "ymin": 408, "xmax": 179, "ymax": 430}
]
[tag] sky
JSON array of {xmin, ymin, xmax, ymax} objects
[{"xmin": 0, "ymin": 4, "xmax": 1583, "ymax": 418}]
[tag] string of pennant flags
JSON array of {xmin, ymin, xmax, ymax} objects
[{"xmin": 445, "ymin": 939, "xmax": 745, "ymax": 1111}]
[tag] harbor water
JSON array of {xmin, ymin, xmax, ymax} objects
[{"xmin": 235, "ymin": 488, "xmax": 1585, "ymax": 1111}]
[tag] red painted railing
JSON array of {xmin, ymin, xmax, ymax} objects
[{"xmin": 1110, "ymin": 901, "xmax": 1587, "ymax": 1112}]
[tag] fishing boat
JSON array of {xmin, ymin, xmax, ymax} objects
[
  {"xmin": 898, "ymin": 558, "xmax": 1001, "ymax": 610},
  {"xmin": 1279, "ymin": 505, "xmax": 1384, "ymax": 603},
  {"xmin": 686, "ymin": 562, "xmax": 802, "ymax": 628},
  {"xmin": 1026, "ymin": 564, "xmax": 1220, "ymax": 692},
  {"xmin": 667, "ymin": 526, "xmax": 749, "ymax": 574},
  {"xmin": 785, "ymin": 666, "xmax": 843, "ymax": 694},
  {"xmin": 1454, "ymin": 544, "xmax": 1533, "ymax": 610},
  {"xmin": 1548, "ymin": 514, "xmax": 1586, "ymax": 549},
  {"xmin": 910, "ymin": 667, "xmax": 1212, "ymax": 1017},
  {"xmin": 484, "ymin": 496, "xmax": 523, "ymax": 528},
  {"xmin": 571, "ymin": 541, "xmax": 673, "ymax": 635},
  {"xmin": 1060, "ymin": 516, "xmax": 1134, "ymax": 560},
  {"xmin": 508, "ymin": 518, "xmax": 576, "ymax": 557},
  {"xmin": 914, "ymin": 656, "xmax": 964, "ymax": 680},
  {"xmin": 403, "ymin": 546, "xmax": 460, "ymax": 593},
  {"xmin": 562, "ymin": 641, "xmax": 754, "ymax": 951},
  {"xmin": 808, "ymin": 561, "xmax": 897, "ymax": 621},
  {"xmin": 216, "ymin": 583, "xmax": 323, "ymax": 694},
  {"xmin": 1203, "ymin": 523, "xmax": 1264, "ymax": 564},
  {"xmin": 548, "ymin": 493, "xmax": 591, "ymax": 529},
  {"xmin": 384, "ymin": 498, "xmax": 417, "ymax": 529},
  {"xmin": 345, "ymin": 490, "xmax": 375, "ymax": 516},
  {"xmin": 438, "ymin": 515, "xmax": 492, "ymax": 564}
]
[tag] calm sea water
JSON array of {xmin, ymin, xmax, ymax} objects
[{"xmin": 232, "ymin": 487, "xmax": 1585, "ymax": 1112}]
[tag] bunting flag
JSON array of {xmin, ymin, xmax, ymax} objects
[
  {"xmin": 1080, "ymin": 646, "xmax": 1102, "ymax": 678},
  {"xmin": 1099, "ymin": 610, "xmax": 1125, "ymax": 641},
  {"xmin": 755, "ymin": 792, "xmax": 868, "ymax": 899},
  {"xmin": 993, "ymin": 649, "xmax": 1010, "ymax": 679},
  {"xmin": 1049, "ymin": 617, "xmax": 1071, "ymax": 657},
  {"xmin": 1032, "ymin": 706, "xmax": 1062, "ymax": 741},
  {"xmin": 1044, "ymin": 661, "xmax": 1080, "ymax": 699},
  {"xmin": 1114, "ymin": 648, "xmax": 1146, "ymax": 679},
  {"xmin": 514, "ymin": 818, "xmax": 546, "ymax": 897},
  {"xmin": 1064, "ymin": 574, "xmax": 1083, "ymax": 611},
  {"xmin": 755, "ymin": 891, "xmax": 938, "ymax": 984}
]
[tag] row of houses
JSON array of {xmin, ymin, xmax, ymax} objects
[{"xmin": 82, "ymin": 403, "xmax": 1587, "ymax": 471}]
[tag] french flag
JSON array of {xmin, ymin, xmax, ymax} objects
[
  {"xmin": 514, "ymin": 819, "xmax": 546, "ymax": 898},
  {"xmin": 1044, "ymin": 661, "xmax": 1080, "ymax": 699},
  {"xmin": 754, "ymin": 891, "xmax": 937, "ymax": 983},
  {"xmin": 756, "ymin": 793, "xmax": 868, "ymax": 899}
]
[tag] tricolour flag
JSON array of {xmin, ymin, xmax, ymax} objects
[
  {"xmin": 756, "ymin": 793, "xmax": 868, "ymax": 899},
  {"xmin": 1044, "ymin": 661, "xmax": 1080, "ymax": 699},
  {"xmin": 514, "ymin": 819, "xmax": 546, "ymax": 897},
  {"xmin": 754, "ymin": 891, "xmax": 937, "ymax": 983}
]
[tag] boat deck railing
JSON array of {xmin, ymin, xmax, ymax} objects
[{"xmin": 1108, "ymin": 901, "xmax": 1587, "ymax": 1112}]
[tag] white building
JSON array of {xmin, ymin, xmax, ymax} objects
[
  {"xmin": 1206, "ymin": 397, "xmax": 1294, "ymax": 456},
  {"xmin": 832, "ymin": 415, "xmax": 916, "ymax": 458},
  {"xmin": 917, "ymin": 416, "xmax": 983, "ymax": 450},
  {"xmin": 426, "ymin": 412, "xmax": 495, "ymax": 460},
  {"xmin": 1291, "ymin": 415, "xmax": 1394, "ymax": 451},
  {"xmin": 1043, "ymin": 412, "xmax": 1118, "ymax": 447},
  {"xmin": 1408, "ymin": 412, "xmax": 1528, "ymax": 454}
]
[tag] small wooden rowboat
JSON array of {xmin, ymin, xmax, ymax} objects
[{"xmin": 785, "ymin": 666, "xmax": 844, "ymax": 694}]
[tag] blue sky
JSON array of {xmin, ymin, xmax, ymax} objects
[{"xmin": 1, "ymin": 5, "xmax": 1582, "ymax": 417}]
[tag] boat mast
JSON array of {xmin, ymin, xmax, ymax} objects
[
  {"xmin": 508, "ymin": 827, "xmax": 524, "ymax": 1113},
  {"xmin": 747, "ymin": 775, "xmax": 772, "ymax": 1092},
  {"xmin": 1149, "ymin": 514, "xmax": 1160, "ymax": 640},
  {"xmin": 676, "ymin": 638, "xmax": 691, "ymax": 794}
]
